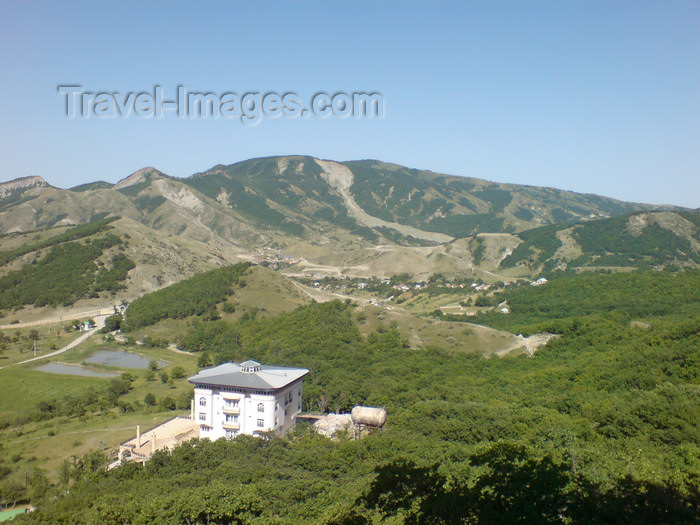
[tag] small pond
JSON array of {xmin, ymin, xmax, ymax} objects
[
  {"xmin": 86, "ymin": 350, "xmax": 166, "ymax": 369},
  {"xmin": 35, "ymin": 363, "xmax": 118, "ymax": 378}
]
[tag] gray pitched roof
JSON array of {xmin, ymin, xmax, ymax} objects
[{"xmin": 188, "ymin": 361, "xmax": 309, "ymax": 390}]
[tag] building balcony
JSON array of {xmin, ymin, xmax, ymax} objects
[
  {"xmin": 222, "ymin": 404, "xmax": 240, "ymax": 414},
  {"xmin": 222, "ymin": 420, "xmax": 240, "ymax": 430}
]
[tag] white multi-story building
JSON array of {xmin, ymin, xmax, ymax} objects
[{"xmin": 188, "ymin": 360, "xmax": 309, "ymax": 440}]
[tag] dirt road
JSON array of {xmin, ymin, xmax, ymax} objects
[
  {"xmin": 0, "ymin": 315, "xmax": 108, "ymax": 370},
  {"xmin": 0, "ymin": 306, "xmax": 115, "ymax": 330}
]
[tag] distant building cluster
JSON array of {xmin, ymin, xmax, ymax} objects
[{"xmin": 247, "ymin": 250, "xmax": 304, "ymax": 267}]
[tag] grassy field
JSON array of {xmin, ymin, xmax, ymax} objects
[
  {"xmin": 0, "ymin": 302, "xmax": 114, "ymax": 327},
  {"xmin": 397, "ymin": 291, "xmax": 489, "ymax": 315},
  {"xmin": 0, "ymin": 508, "xmax": 28, "ymax": 521},
  {"xmin": 0, "ymin": 324, "xmax": 87, "ymax": 367},
  {"xmin": 0, "ymin": 368, "xmax": 104, "ymax": 419},
  {"xmin": 0, "ymin": 333, "xmax": 199, "ymax": 489},
  {"xmin": 1, "ymin": 408, "xmax": 186, "ymax": 486},
  {"xmin": 352, "ymin": 304, "xmax": 520, "ymax": 355},
  {"xmin": 225, "ymin": 266, "xmax": 309, "ymax": 314}
]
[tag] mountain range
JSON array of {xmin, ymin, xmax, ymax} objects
[{"xmin": 1, "ymin": 156, "xmax": 698, "ymax": 296}]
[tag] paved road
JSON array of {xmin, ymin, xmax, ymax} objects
[{"xmin": 0, "ymin": 315, "xmax": 108, "ymax": 370}]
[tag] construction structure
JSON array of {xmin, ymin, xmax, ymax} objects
[
  {"xmin": 309, "ymin": 406, "xmax": 387, "ymax": 439},
  {"xmin": 115, "ymin": 417, "xmax": 199, "ymax": 467}
]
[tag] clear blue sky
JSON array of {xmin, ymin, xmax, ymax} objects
[{"xmin": 1, "ymin": 1, "xmax": 698, "ymax": 207}]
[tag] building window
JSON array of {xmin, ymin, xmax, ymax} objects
[
  {"xmin": 225, "ymin": 414, "xmax": 238, "ymax": 423},
  {"xmin": 257, "ymin": 419, "xmax": 265, "ymax": 428},
  {"xmin": 198, "ymin": 413, "xmax": 206, "ymax": 421},
  {"xmin": 199, "ymin": 397, "xmax": 206, "ymax": 406},
  {"xmin": 257, "ymin": 403, "xmax": 264, "ymax": 413},
  {"xmin": 297, "ymin": 402, "xmax": 301, "ymax": 410},
  {"xmin": 297, "ymin": 389, "xmax": 301, "ymax": 398},
  {"xmin": 225, "ymin": 429, "xmax": 237, "ymax": 439},
  {"xmin": 224, "ymin": 399, "xmax": 238, "ymax": 408}
]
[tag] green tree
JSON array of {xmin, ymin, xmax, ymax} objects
[
  {"xmin": 464, "ymin": 444, "xmax": 571, "ymax": 524},
  {"xmin": 159, "ymin": 396, "xmax": 176, "ymax": 410},
  {"xmin": 223, "ymin": 302, "xmax": 236, "ymax": 313},
  {"xmin": 170, "ymin": 366, "xmax": 186, "ymax": 379},
  {"xmin": 197, "ymin": 351, "xmax": 212, "ymax": 368},
  {"xmin": 101, "ymin": 313, "xmax": 122, "ymax": 332}
]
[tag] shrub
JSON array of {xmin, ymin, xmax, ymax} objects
[
  {"xmin": 101, "ymin": 313, "xmax": 122, "ymax": 332},
  {"xmin": 223, "ymin": 302, "xmax": 236, "ymax": 313},
  {"xmin": 170, "ymin": 366, "xmax": 186, "ymax": 379},
  {"xmin": 158, "ymin": 397, "xmax": 176, "ymax": 410}
]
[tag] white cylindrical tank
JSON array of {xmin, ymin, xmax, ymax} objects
[{"xmin": 351, "ymin": 406, "xmax": 387, "ymax": 427}]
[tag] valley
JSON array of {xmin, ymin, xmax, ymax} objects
[{"xmin": 0, "ymin": 157, "xmax": 698, "ymax": 522}]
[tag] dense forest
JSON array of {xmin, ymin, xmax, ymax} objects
[
  {"xmin": 449, "ymin": 269, "xmax": 700, "ymax": 332},
  {"xmin": 12, "ymin": 269, "xmax": 699, "ymax": 523}
]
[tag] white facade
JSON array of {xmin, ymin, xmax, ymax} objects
[{"xmin": 189, "ymin": 360, "xmax": 308, "ymax": 440}]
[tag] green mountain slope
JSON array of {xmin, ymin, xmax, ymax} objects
[
  {"xmin": 501, "ymin": 210, "xmax": 700, "ymax": 274},
  {"xmin": 0, "ymin": 218, "xmax": 135, "ymax": 309},
  {"xmin": 342, "ymin": 159, "xmax": 665, "ymax": 235},
  {"xmin": 0, "ymin": 156, "xmax": 681, "ymax": 245},
  {"xmin": 0, "ymin": 156, "xmax": 691, "ymax": 298},
  {"xmin": 184, "ymin": 156, "xmax": 674, "ymax": 242}
]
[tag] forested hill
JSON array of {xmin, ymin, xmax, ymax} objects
[
  {"xmin": 14, "ymin": 269, "xmax": 700, "ymax": 523},
  {"xmin": 500, "ymin": 210, "xmax": 700, "ymax": 274},
  {"xmin": 122, "ymin": 262, "xmax": 253, "ymax": 331},
  {"xmin": 0, "ymin": 217, "xmax": 134, "ymax": 309}
]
